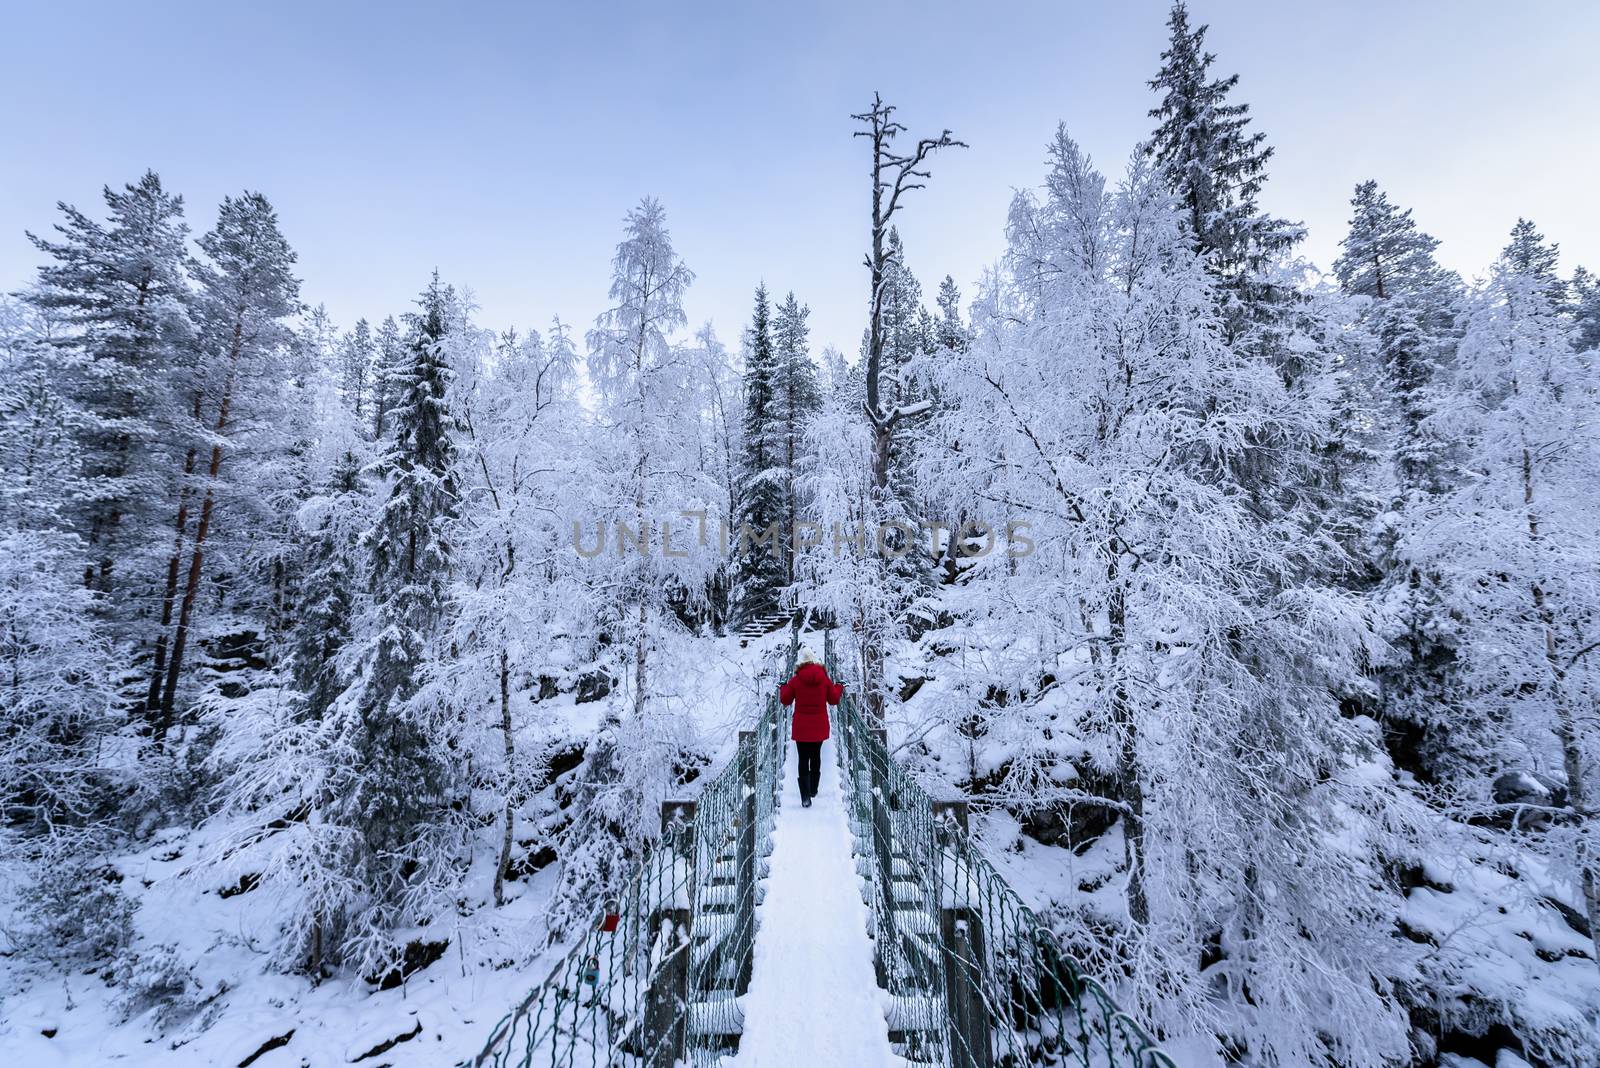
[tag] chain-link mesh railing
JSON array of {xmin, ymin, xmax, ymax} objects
[
  {"xmin": 828, "ymin": 633, "xmax": 1175, "ymax": 1068},
  {"xmin": 466, "ymin": 644, "xmax": 793, "ymax": 1068}
]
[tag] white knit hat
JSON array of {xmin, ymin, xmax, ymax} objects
[{"xmin": 796, "ymin": 645, "xmax": 821, "ymax": 666}]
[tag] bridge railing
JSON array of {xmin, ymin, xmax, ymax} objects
[
  {"xmin": 466, "ymin": 644, "xmax": 791, "ymax": 1068},
  {"xmin": 828, "ymin": 634, "xmax": 1175, "ymax": 1068}
]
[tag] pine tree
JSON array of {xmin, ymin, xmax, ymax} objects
[
  {"xmin": 865, "ymin": 229, "xmax": 933, "ymax": 533},
  {"xmin": 1334, "ymin": 181, "xmax": 1444, "ymax": 302},
  {"xmin": 733, "ymin": 284, "xmax": 784, "ymax": 623},
  {"xmin": 1335, "ymin": 181, "xmax": 1461, "ymax": 495},
  {"xmin": 1146, "ymin": 2, "xmax": 1299, "ymax": 281},
  {"xmin": 1335, "ymin": 183, "xmax": 1473, "ymax": 779},
  {"xmin": 24, "ymin": 171, "xmax": 195, "ymax": 603},
  {"xmin": 152, "ymin": 192, "xmax": 299, "ymax": 734}
]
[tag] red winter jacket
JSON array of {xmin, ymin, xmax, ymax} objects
[{"xmin": 780, "ymin": 662, "xmax": 842, "ymax": 743}]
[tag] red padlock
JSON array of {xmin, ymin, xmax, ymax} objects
[{"xmin": 599, "ymin": 898, "xmax": 620, "ymax": 933}]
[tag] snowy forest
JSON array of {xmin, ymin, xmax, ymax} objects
[{"xmin": 2, "ymin": 4, "xmax": 1598, "ymax": 1066}]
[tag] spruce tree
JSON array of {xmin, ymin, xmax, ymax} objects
[
  {"xmin": 371, "ymin": 315, "xmax": 403, "ymax": 439},
  {"xmin": 321, "ymin": 274, "xmax": 461, "ymax": 972},
  {"xmin": 1570, "ymin": 265, "xmax": 1600, "ymax": 351},
  {"xmin": 1335, "ymin": 180, "xmax": 1460, "ymax": 496},
  {"xmin": 1334, "ymin": 181, "xmax": 1448, "ymax": 301},
  {"xmin": 772, "ymin": 291, "xmax": 818, "ymax": 588},
  {"xmin": 341, "ymin": 318, "xmax": 375, "ymax": 421},
  {"xmin": 733, "ymin": 284, "xmax": 784, "ymax": 623},
  {"xmin": 1337, "ymin": 182, "xmax": 1469, "ymax": 780},
  {"xmin": 289, "ymin": 451, "xmax": 363, "ymax": 723},
  {"xmin": 1147, "ymin": 2, "xmax": 1298, "ymax": 281},
  {"xmin": 1503, "ymin": 217, "xmax": 1561, "ymax": 280},
  {"xmin": 873, "ymin": 230, "xmax": 931, "ymax": 571}
]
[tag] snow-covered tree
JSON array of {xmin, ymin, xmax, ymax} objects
[
  {"xmin": 24, "ymin": 171, "xmax": 195, "ymax": 608},
  {"xmin": 1417, "ymin": 228, "xmax": 1600, "ymax": 960},
  {"xmin": 0, "ymin": 528, "xmax": 121, "ymax": 838},
  {"xmin": 433, "ymin": 317, "xmax": 583, "ymax": 907},
  {"xmin": 551, "ymin": 199, "xmax": 719, "ymax": 933},
  {"xmin": 1570, "ymin": 265, "xmax": 1600, "ymax": 352},
  {"xmin": 150, "ymin": 192, "xmax": 299, "ymax": 734},
  {"xmin": 915, "ymin": 130, "xmax": 1417, "ymax": 1065},
  {"xmin": 312, "ymin": 274, "xmax": 465, "ymax": 973},
  {"xmin": 933, "ymin": 275, "xmax": 969, "ymax": 355},
  {"xmin": 0, "ymin": 298, "xmax": 79, "ymax": 531},
  {"xmin": 1336, "ymin": 181, "xmax": 1470, "ymax": 778},
  {"xmin": 849, "ymin": 95, "xmax": 963, "ymax": 716},
  {"xmin": 341, "ymin": 317, "xmax": 375, "ymax": 421},
  {"xmin": 732, "ymin": 284, "xmax": 784, "ymax": 623},
  {"xmin": 371, "ymin": 315, "xmax": 403, "ymax": 439},
  {"xmin": 772, "ymin": 292, "xmax": 817, "ymax": 590},
  {"xmin": 670, "ymin": 321, "xmax": 743, "ymax": 628},
  {"xmin": 1146, "ymin": 2, "xmax": 1300, "ymax": 285}
]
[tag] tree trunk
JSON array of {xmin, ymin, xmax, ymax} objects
[
  {"xmin": 1105, "ymin": 549, "xmax": 1148, "ymax": 926},
  {"xmin": 157, "ymin": 316, "xmax": 243, "ymax": 734},
  {"xmin": 494, "ymin": 647, "xmax": 515, "ymax": 907},
  {"xmin": 147, "ymin": 388, "xmax": 203, "ymax": 717},
  {"xmin": 1520, "ymin": 442, "xmax": 1600, "ymax": 967}
]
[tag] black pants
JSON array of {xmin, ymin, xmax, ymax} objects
[{"xmin": 795, "ymin": 741, "xmax": 822, "ymax": 800}]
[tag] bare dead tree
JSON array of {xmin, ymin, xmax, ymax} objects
[
  {"xmin": 854, "ymin": 93, "xmax": 965, "ymax": 491},
  {"xmin": 851, "ymin": 94, "xmax": 964, "ymax": 719}
]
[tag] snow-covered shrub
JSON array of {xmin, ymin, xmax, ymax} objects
[
  {"xmin": 18, "ymin": 849, "xmax": 136, "ymax": 967},
  {"xmin": 113, "ymin": 942, "xmax": 210, "ymax": 1030}
]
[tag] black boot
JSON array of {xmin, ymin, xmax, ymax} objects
[{"xmin": 802, "ymin": 796, "xmax": 812, "ymax": 808}]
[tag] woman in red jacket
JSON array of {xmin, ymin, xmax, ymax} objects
[{"xmin": 779, "ymin": 646, "xmax": 843, "ymax": 807}]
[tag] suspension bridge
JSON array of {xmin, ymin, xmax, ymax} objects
[{"xmin": 465, "ymin": 635, "xmax": 1175, "ymax": 1068}]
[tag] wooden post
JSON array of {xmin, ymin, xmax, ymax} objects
[
  {"xmin": 869, "ymin": 727, "xmax": 895, "ymax": 987},
  {"xmin": 941, "ymin": 906, "xmax": 992, "ymax": 1068},
  {"xmin": 646, "ymin": 800, "xmax": 696, "ymax": 1068},
  {"xmin": 736, "ymin": 730, "xmax": 757, "ymax": 994},
  {"xmin": 771, "ymin": 695, "xmax": 784, "ymax": 808},
  {"xmin": 932, "ymin": 798, "xmax": 970, "ymax": 836}
]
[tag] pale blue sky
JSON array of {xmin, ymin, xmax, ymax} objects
[{"xmin": 2, "ymin": 1, "xmax": 1596, "ymax": 355}]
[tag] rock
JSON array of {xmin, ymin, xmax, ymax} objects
[
  {"xmin": 219, "ymin": 872, "xmax": 261, "ymax": 899},
  {"xmin": 365, "ymin": 940, "xmax": 449, "ymax": 990},
  {"xmin": 238, "ymin": 1029, "xmax": 294, "ymax": 1067},
  {"xmin": 348, "ymin": 1019, "xmax": 422, "ymax": 1062}
]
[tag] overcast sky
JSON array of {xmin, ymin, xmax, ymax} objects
[{"xmin": 3, "ymin": 1, "xmax": 1597, "ymax": 357}]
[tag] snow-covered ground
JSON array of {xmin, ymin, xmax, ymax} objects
[{"xmin": 0, "ymin": 630, "xmax": 793, "ymax": 1067}]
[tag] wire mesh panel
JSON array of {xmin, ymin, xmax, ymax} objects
[
  {"xmin": 466, "ymin": 645, "xmax": 791, "ymax": 1068},
  {"xmin": 831, "ymin": 680, "xmax": 1176, "ymax": 1068},
  {"xmin": 466, "ymin": 836, "xmax": 692, "ymax": 1068}
]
